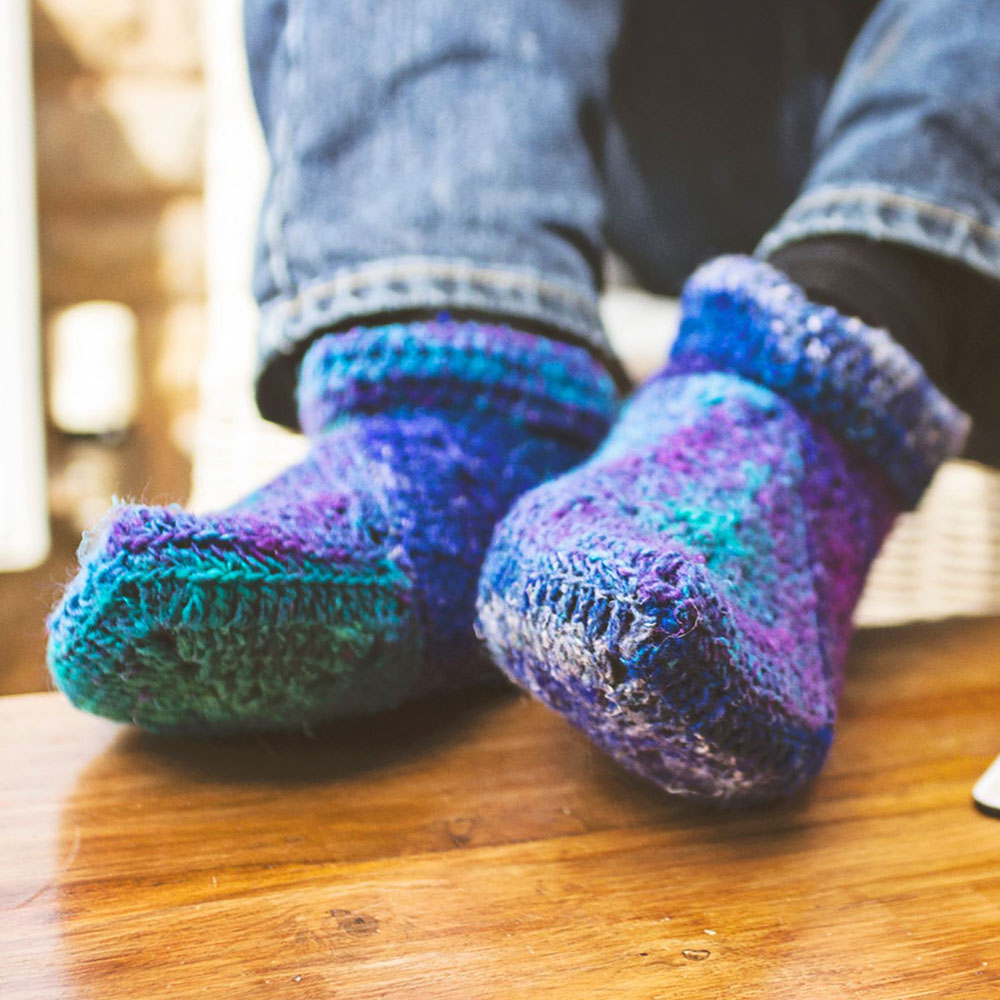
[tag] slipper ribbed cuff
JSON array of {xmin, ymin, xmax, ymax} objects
[
  {"xmin": 672, "ymin": 255, "xmax": 971, "ymax": 507},
  {"xmin": 297, "ymin": 319, "xmax": 620, "ymax": 447}
]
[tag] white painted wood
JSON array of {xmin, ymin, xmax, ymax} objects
[{"xmin": 0, "ymin": 0, "xmax": 50, "ymax": 571}]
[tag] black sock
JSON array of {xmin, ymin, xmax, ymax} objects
[{"xmin": 769, "ymin": 235, "xmax": 1000, "ymax": 467}]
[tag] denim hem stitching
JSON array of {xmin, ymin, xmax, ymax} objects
[
  {"xmin": 257, "ymin": 256, "xmax": 610, "ymax": 357},
  {"xmin": 756, "ymin": 184, "xmax": 1000, "ymax": 283}
]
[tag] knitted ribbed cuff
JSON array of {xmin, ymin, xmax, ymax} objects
[
  {"xmin": 672, "ymin": 255, "xmax": 970, "ymax": 507},
  {"xmin": 297, "ymin": 319, "xmax": 620, "ymax": 446}
]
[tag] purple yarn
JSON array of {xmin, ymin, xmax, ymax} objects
[
  {"xmin": 47, "ymin": 319, "xmax": 617, "ymax": 733},
  {"xmin": 477, "ymin": 256, "xmax": 969, "ymax": 803}
]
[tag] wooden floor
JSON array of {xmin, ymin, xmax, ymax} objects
[{"xmin": 1, "ymin": 618, "xmax": 998, "ymax": 999}]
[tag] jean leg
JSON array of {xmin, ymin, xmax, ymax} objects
[
  {"xmin": 758, "ymin": 0, "xmax": 1000, "ymax": 281},
  {"xmin": 244, "ymin": 0, "xmax": 624, "ymax": 427}
]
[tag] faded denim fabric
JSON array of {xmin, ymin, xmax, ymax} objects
[
  {"xmin": 245, "ymin": 0, "xmax": 622, "ymax": 425},
  {"xmin": 759, "ymin": 0, "xmax": 1000, "ymax": 278},
  {"xmin": 246, "ymin": 0, "xmax": 1000, "ymax": 428}
]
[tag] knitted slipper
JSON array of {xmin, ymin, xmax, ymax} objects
[
  {"xmin": 48, "ymin": 320, "xmax": 617, "ymax": 734},
  {"xmin": 476, "ymin": 256, "xmax": 969, "ymax": 803}
]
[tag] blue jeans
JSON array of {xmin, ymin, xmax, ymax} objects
[{"xmin": 245, "ymin": 0, "xmax": 1000, "ymax": 428}]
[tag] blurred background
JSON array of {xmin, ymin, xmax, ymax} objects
[
  {"xmin": 2, "ymin": 0, "xmax": 209, "ymax": 693},
  {"xmin": 3, "ymin": 0, "xmax": 1000, "ymax": 700},
  {"xmin": 0, "ymin": 0, "xmax": 300, "ymax": 695}
]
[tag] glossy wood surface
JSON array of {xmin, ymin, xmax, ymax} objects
[{"xmin": 2, "ymin": 618, "xmax": 999, "ymax": 999}]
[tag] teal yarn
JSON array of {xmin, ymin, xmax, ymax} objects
[
  {"xmin": 48, "ymin": 501, "xmax": 421, "ymax": 734},
  {"xmin": 47, "ymin": 319, "xmax": 617, "ymax": 734}
]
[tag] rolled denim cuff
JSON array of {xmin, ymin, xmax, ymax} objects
[
  {"xmin": 756, "ymin": 184, "xmax": 1000, "ymax": 286},
  {"xmin": 254, "ymin": 255, "xmax": 620, "ymax": 429}
]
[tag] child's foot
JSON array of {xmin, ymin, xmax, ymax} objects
[
  {"xmin": 477, "ymin": 257, "xmax": 969, "ymax": 803},
  {"xmin": 48, "ymin": 320, "xmax": 617, "ymax": 734}
]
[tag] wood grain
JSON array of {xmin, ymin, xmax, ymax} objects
[{"xmin": 1, "ymin": 618, "xmax": 999, "ymax": 999}]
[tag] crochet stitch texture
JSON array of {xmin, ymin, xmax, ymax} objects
[
  {"xmin": 47, "ymin": 319, "xmax": 617, "ymax": 734},
  {"xmin": 477, "ymin": 256, "xmax": 970, "ymax": 803}
]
